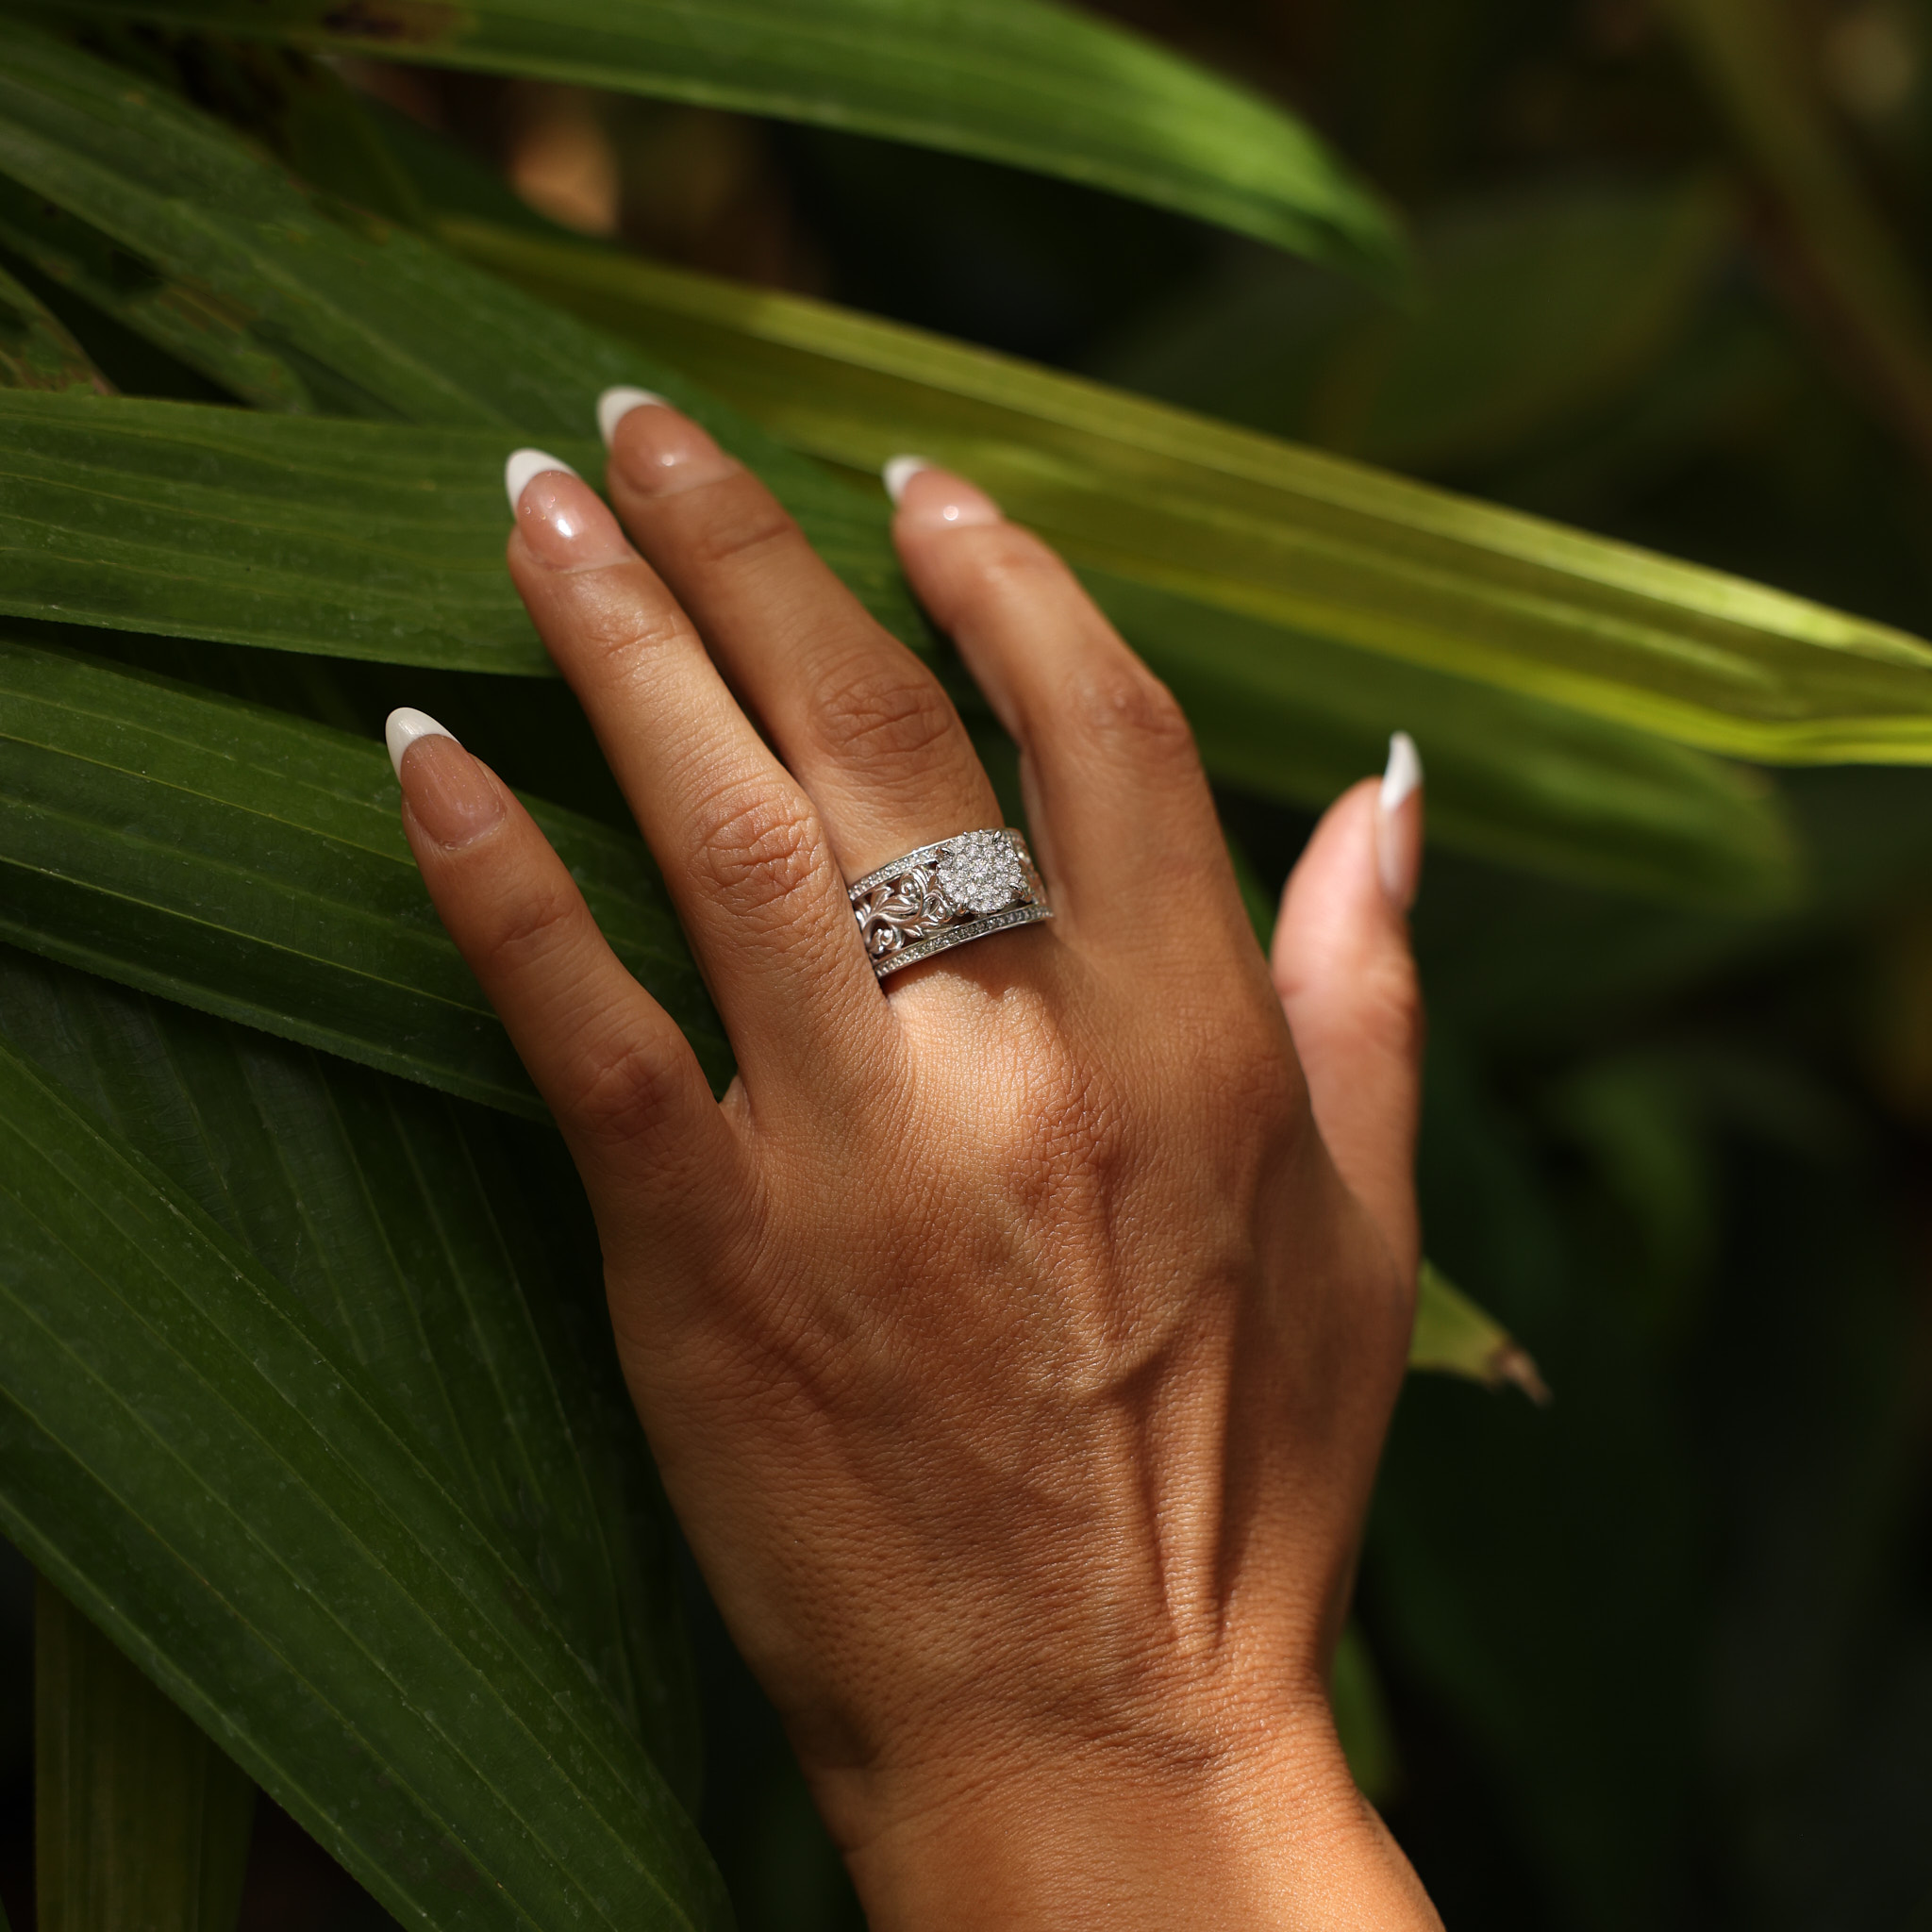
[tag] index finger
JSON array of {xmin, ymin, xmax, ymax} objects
[{"xmin": 387, "ymin": 714, "xmax": 734, "ymax": 1205}]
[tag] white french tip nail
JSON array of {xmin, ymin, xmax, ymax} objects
[
  {"xmin": 1380, "ymin": 730, "xmax": 1423, "ymax": 812},
  {"xmin": 883, "ymin": 455, "xmax": 933, "ymax": 505},
  {"xmin": 596, "ymin": 386, "xmax": 669, "ymax": 447},
  {"xmin": 504, "ymin": 447, "xmax": 577, "ymax": 513},
  {"xmin": 385, "ymin": 707, "xmax": 457, "ymax": 783}
]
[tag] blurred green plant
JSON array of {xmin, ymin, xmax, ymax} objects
[
  {"xmin": 2, "ymin": 0, "xmax": 1932, "ymax": 1925},
  {"xmin": 35, "ymin": 1579, "xmax": 255, "ymax": 1932}
]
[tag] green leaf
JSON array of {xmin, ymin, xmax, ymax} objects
[
  {"xmin": 1408, "ymin": 1260, "xmax": 1549, "ymax": 1404},
  {"xmin": 0, "ymin": 1006, "xmax": 727, "ymax": 1929},
  {"xmin": 1093, "ymin": 569, "xmax": 1799, "ymax": 908},
  {"xmin": 0, "ymin": 24, "xmax": 927, "ymax": 647},
  {"xmin": 0, "ymin": 630, "xmax": 731, "ymax": 1111},
  {"xmin": 14, "ymin": 0, "xmax": 1404, "ymax": 274},
  {"xmin": 0, "ymin": 42, "xmax": 1819, "ymax": 902},
  {"xmin": 1661, "ymin": 0, "xmax": 1932, "ymax": 465},
  {"xmin": 0, "ymin": 941, "xmax": 704, "ymax": 1799},
  {"xmin": 0, "ymin": 383, "xmax": 1800, "ymax": 906},
  {"xmin": 0, "ymin": 388, "xmax": 910, "ymax": 683},
  {"xmin": 1330, "ymin": 1622, "xmax": 1400, "ymax": 1807},
  {"xmin": 429, "ymin": 225, "xmax": 1805, "ymax": 907},
  {"xmin": 0, "ymin": 257, "xmax": 107, "ymax": 392},
  {"xmin": 453, "ymin": 222, "xmax": 1932, "ymax": 769},
  {"xmin": 0, "ymin": 389, "xmax": 565, "ymax": 670},
  {"xmin": 78, "ymin": 25, "xmax": 435, "ymax": 231},
  {"xmin": 1093, "ymin": 175, "xmax": 1740, "ymax": 475},
  {"xmin": 1225, "ymin": 832, "xmax": 1277, "ymax": 953},
  {"xmin": 36, "ymin": 1574, "xmax": 256, "ymax": 1932}
]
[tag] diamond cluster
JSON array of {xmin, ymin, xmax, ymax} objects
[
  {"xmin": 934, "ymin": 829, "xmax": 1028, "ymax": 917},
  {"xmin": 849, "ymin": 828, "xmax": 1049, "ymax": 976}
]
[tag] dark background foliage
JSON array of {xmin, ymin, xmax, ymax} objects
[{"xmin": 7, "ymin": 0, "xmax": 1932, "ymax": 1925}]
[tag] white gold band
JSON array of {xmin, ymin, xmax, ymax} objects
[{"xmin": 848, "ymin": 827, "xmax": 1052, "ymax": 981}]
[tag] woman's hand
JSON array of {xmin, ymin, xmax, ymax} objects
[{"xmin": 390, "ymin": 394, "xmax": 1439, "ymax": 1929}]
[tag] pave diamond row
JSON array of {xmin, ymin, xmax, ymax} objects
[{"xmin": 865, "ymin": 902, "xmax": 1053, "ymax": 978}]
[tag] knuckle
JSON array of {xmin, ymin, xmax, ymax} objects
[
  {"xmin": 477, "ymin": 876, "xmax": 581, "ymax": 974},
  {"xmin": 1000, "ymin": 1035, "xmax": 1131, "ymax": 1194},
  {"xmin": 570, "ymin": 594, "xmax": 698, "ymax": 679},
  {"xmin": 677, "ymin": 477, "xmax": 795, "ymax": 571},
  {"xmin": 951, "ymin": 529, "xmax": 1073, "ymax": 616},
  {"xmin": 1274, "ymin": 946, "xmax": 1424, "ymax": 1071},
  {"xmin": 688, "ymin": 780, "xmax": 829, "ymax": 924},
  {"xmin": 564, "ymin": 1032, "xmax": 680, "ymax": 1152},
  {"xmin": 972, "ymin": 525, "xmax": 1066, "ymax": 583},
  {"xmin": 1366, "ymin": 954, "xmax": 1425, "ymax": 1062},
  {"xmin": 810, "ymin": 659, "xmax": 961, "ymax": 773},
  {"xmin": 1062, "ymin": 666, "xmax": 1196, "ymax": 769},
  {"xmin": 1154, "ymin": 982, "xmax": 1306, "ymax": 1134}
]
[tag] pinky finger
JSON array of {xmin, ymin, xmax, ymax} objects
[{"xmin": 387, "ymin": 709, "xmax": 729, "ymax": 1192}]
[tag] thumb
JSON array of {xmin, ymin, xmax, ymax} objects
[{"xmin": 1272, "ymin": 734, "xmax": 1425, "ymax": 1279}]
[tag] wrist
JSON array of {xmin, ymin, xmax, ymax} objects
[{"xmin": 824, "ymin": 1692, "xmax": 1440, "ymax": 1932}]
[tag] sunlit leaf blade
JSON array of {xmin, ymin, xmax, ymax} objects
[
  {"xmin": 0, "ymin": 24, "xmax": 927, "ymax": 646},
  {"xmin": 36, "ymin": 1574, "xmax": 256, "ymax": 1932},
  {"xmin": 1096, "ymin": 569, "xmax": 1798, "ymax": 908},
  {"xmin": 0, "ymin": 385, "xmax": 1799, "ymax": 904},
  {"xmin": 458, "ymin": 222, "xmax": 1932, "ymax": 767},
  {"xmin": 15, "ymin": 0, "xmax": 1404, "ymax": 272},
  {"xmin": 1661, "ymin": 0, "xmax": 1932, "ymax": 468},
  {"xmin": 0, "ymin": 1028, "xmax": 727, "ymax": 1929},
  {"xmin": 0, "ymin": 39, "xmax": 1811, "ymax": 903},
  {"xmin": 0, "ymin": 258, "xmax": 107, "ymax": 392},
  {"xmin": 0, "ymin": 632, "xmax": 730, "ymax": 1110},
  {"xmin": 3, "ymin": 944, "xmax": 702, "ymax": 1800},
  {"xmin": 434, "ymin": 226, "xmax": 1803, "ymax": 906},
  {"xmin": 1408, "ymin": 1260, "xmax": 1549, "ymax": 1404}
]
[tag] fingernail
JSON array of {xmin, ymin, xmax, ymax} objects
[
  {"xmin": 882, "ymin": 455, "xmax": 931, "ymax": 504},
  {"xmin": 1375, "ymin": 731, "xmax": 1424, "ymax": 910},
  {"xmin": 605, "ymin": 403, "xmax": 736, "ymax": 499},
  {"xmin": 891, "ymin": 461, "xmax": 1002, "ymax": 530},
  {"xmin": 385, "ymin": 705, "xmax": 453, "ymax": 781},
  {"xmin": 385, "ymin": 707, "xmax": 505, "ymax": 848},
  {"xmin": 508, "ymin": 459, "xmax": 634, "ymax": 569},
  {"xmin": 505, "ymin": 447, "xmax": 577, "ymax": 514},
  {"xmin": 597, "ymin": 385, "xmax": 669, "ymax": 447}
]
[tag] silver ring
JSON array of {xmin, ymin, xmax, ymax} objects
[{"xmin": 848, "ymin": 827, "xmax": 1052, "ymax": 980}]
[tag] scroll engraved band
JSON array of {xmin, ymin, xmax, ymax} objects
[{"xmin": 848, "ymin": 827, "xmax": 1052, "ymax": 980}]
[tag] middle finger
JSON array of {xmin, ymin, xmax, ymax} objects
[{"xmin": 597, "ymin": 392, "xmax": 1000, "ymax": 882}]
